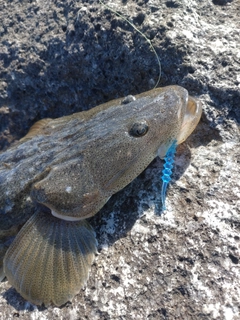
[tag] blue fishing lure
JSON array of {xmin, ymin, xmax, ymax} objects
[{"xmin": 161, "ymin": 140, "xmax": 177, "ymax": 211}]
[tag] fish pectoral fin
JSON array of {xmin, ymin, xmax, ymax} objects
[{"xmin": 3, "ymin": 211, "xmax": 97, "ymax": 307}]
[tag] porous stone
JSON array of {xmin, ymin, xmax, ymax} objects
[{"xmin": 0, "ymin": 0, "xmax": 239, "ymax": 319}]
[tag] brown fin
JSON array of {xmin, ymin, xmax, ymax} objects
[
  {"xmin": 3, "ymin": 211, "xmax": 97, "ymax": 306},
  {"xmin": 20, "ymin": 118, "xmax": 52, "ymax": 142}
]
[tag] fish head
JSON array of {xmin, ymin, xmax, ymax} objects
[{"xmin": 30, "ymin": 85, "xmax": 202, "ymax": 221}]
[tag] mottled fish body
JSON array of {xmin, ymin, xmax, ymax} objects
[{"xmin": 0, "ymin": 86, "xmax": 202, "ymax": 306}]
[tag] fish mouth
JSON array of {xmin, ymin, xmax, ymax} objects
[{"xmin": 177, "ymin": 96, "xmax": 202, "ymax": 144}]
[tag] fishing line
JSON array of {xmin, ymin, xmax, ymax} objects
[{"xmin": 99, "ymin": 0, "xmax": 161, "ymax": 88}]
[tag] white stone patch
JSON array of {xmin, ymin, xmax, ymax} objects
[
  {"xmin": 181, "ymin": 29, "xmax": 194, "ymax": 40},
  {"xmin": 28, "ymin": 167, "xmax": 35, "ymax": 173},
  {"xmin": 104, "ymin": 211, "xmax": 115, "ymax": 235},
  {"xmin": 29, "ymin": 307, "xmax": 48, "ymax": 320},
  {"xmin": 191, "ymin": 262, "xmax": 215, "ymax": 298},
  {"xmin": 68, "ymin": 308, "xmax": 79, "ymax": 320},
  {"xmin": 3, "ymin": 203, "xmax": 13, "ymax": 213},
  {"xmin": 119, "ymin": 256, "xmax": 136, "ymax": 288},
  {"xmin": 202, "ymin": 303, "xmax": 221, "ymax": 319},
  {"xmin": 65, "ymin": 186, "xmax": 72, "ymax": 193},
  {"xmin": 112, "ymin": 286, "xmax": 125, "ymax": 298},
  {"xmin": 100, "ymin": 242, "xmax": 110, "ymax": 250},
  {"xmin": 223, "ymin": 306, "xmax": 234, "ymax": 320},
  {"xmin": 165, "ymin": 30, "xmax": 177, "ymax": 40},
  {"xmin": 131, "ymin": 221, "xmax": 150, "ymax": 235}
]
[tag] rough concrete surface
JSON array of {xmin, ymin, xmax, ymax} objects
[{"xmin": 0, "ymin": 0, "xmax": 239, "ymax": 319}]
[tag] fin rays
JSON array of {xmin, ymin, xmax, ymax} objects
[{"xmin": 3, "ymin": 211, "xmax": 97, "ymax": 306}]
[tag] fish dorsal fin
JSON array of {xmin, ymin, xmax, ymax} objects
[{"xmin": 20, "ymin": 118, "xmax": 52, "ymax": 142}]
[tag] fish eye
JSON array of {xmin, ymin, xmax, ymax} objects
[{"xmin": 129, "ymin": 120, "xmax": 149, "ymax": 137}]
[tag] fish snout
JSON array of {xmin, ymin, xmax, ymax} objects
[{"xmin": 177, "ymin": 96, "xmax": 202, "ymax": 144}]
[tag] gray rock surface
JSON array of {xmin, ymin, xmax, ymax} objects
[{"xmin": 0, "ymin": 0, "xmax": 239, "ymax": 319}]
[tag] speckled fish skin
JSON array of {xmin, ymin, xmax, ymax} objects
[{"xmin": 0, "ymin": 85, "xmax": 202, "ymax": 306}]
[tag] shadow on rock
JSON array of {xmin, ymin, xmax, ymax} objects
[
  {"xmin": 0, "ymin": 0, "xmax": 195, "ymax": 150},
  {"xmin": 2, "ymin": 287, "xmax": 46, "ymax": 312}
]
